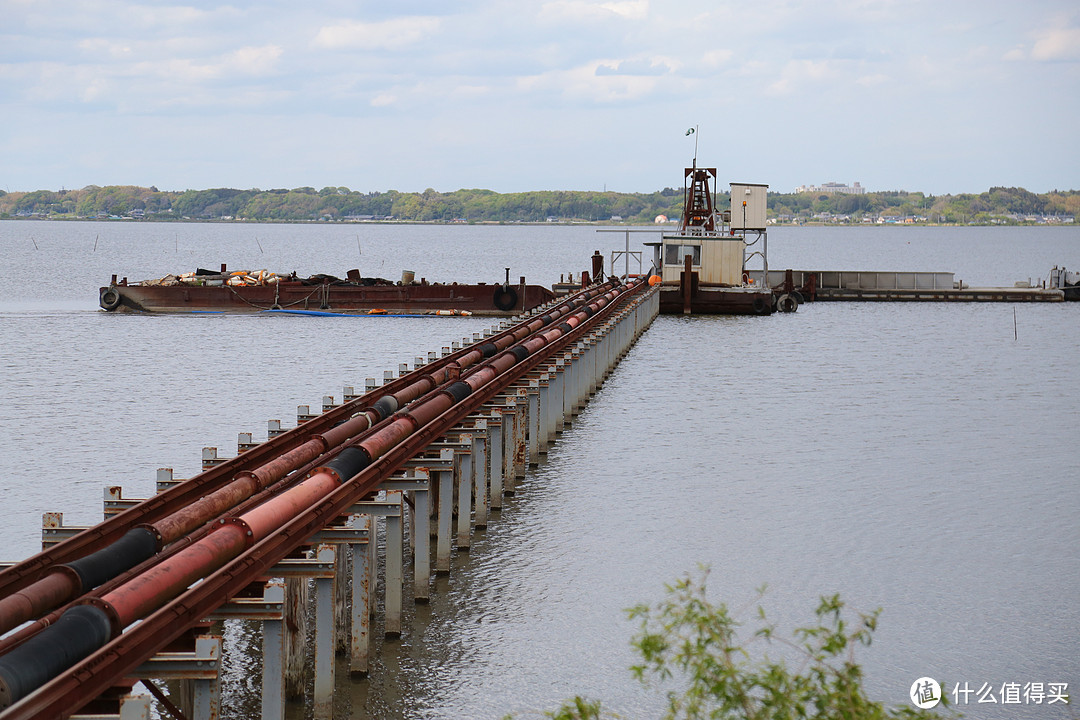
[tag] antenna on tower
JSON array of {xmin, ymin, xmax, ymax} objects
[{"xmin": 686, "ymin": 125, "xmax": 699, "ymax": 167}]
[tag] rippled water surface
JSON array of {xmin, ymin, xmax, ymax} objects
[{"xmin": 1, "ymin": 221, "xmax": 1077, "ymax": 719}]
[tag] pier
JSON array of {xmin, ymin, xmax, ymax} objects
[
  {"xmin": 0, "ymin": 278, "xmax": 658, "ymax": 720},
  {"xmin": 747, "ymin": 269, "xmax": 1065, "ymax": 303}
]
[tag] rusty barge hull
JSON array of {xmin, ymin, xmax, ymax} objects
[
  {"xmin": 657, "ymin": 284, "xmax": 774, "ymax": 315},
  {"xmin": 100, "ymin": 281, "xmax": 557, "ymax": 316}
]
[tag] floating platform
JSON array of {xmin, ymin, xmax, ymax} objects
[{"xmin": 747, "ymin": 270, "xmax": 1065, "ymax": 303}]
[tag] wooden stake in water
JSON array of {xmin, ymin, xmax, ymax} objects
[
  {"xmin": 357, "ymin": 235, "xmax": 362, "ymax": 257},
  {"xmin": 1013, "ymin": 308, "xmax": 1018, "ymax": 341},
  {"xmin": 256, "ymin": 236, "xmax": 264, "ymax": 253},
  {"xmin": 31, "ymin": 236, "xmax": 38, "ymax": 250},
  {"xmin": 93, "ymin": 234, "xmax": 99, "ymax": 252}
]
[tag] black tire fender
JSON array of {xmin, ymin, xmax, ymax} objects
[
  {"xmin": 752, "ymin": 297, "xmax": 770, "ymax": 315},
  {"xmin": 100, "ymin": 287, "xmax": 122, "ymax": 311},
  {"xmin": 493, "ymin": 285, "xmax": 518, "ymax": 311},
  {"xmin": 776, "ymin": 293, "xmax": 798, "ymax": 313}
]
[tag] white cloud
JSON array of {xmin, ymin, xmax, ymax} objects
[
  {"xmin": 371, "ymin": 93, "xmax": 397, "ymax": 107},
  {"xmin": 1030, "ymin": 26, "xmax": 1080, "ymax": 61},
  {"xmin": 702, "ymin": 49, "xmax": 734, "ymax": 68},
  {"xmin": 766, "ymin": 59, "xmax": 837, "ymax": 95},
  {"xmin": 595, "ymin": 56, "xmax": 675, "ymax": 76},
  {"xmin": 856, "ymin": 73, "xmax": 889, "ymax": 87},
  {"xmin": 77, "ymin": 38, "xmax": 133, "ymax": 59},
  {"xmin": 314, "ymin": 17, "xmax": 441, "ymax": 50},
  {"xmin": 518, "ymin": 62, "xmax": 661, "ymax": 102},
  {"xmin": 539, "ymin": 0, "xmax": 648, "ymax": 22},
  {"xmin": 228, "ymin": 45, "xmax": 284, "ymax": 76}
]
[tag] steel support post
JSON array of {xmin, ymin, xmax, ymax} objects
[
  {"xmin": 562, "ymin": 352, "xmax": 575, "ymax": 422},
  {"xmin": 500, "ymin": 398, "xmax": 520, "ymax": 492},
  {"xmin": 527, "ymin": 380, "xmax": 541, "ymax": 466},
  {"xmin": 434, "ymin": 449, "xmax": 455, "ymax": 574},
  {"xmin": 456, "ymin": 436, "xmax": 473, "ymax": 549},
  {"xmin": 313, "ymin": 544, "xmax": 336, "ymax": 720},
  {"xmin": 551, "ymin": 360, "xmax": 566, "ymax": 435},
  {"xmin": 489, "ymin": 413, "xmax": 504, "ymax": 509},
  {"xmin": 384, "ymin": 474, "xmax": 430, "ymax": 601},
  {"xmin": 383, "ymin": 491, "xmax": 403, "ymax": 637},
  {"xmin": 470, "ymin": 421, "xmax": 489, "ymax": 529},
  {"xmin": 351, "ymin": 497, "xmax": 404, "ymax": 637},
  {"xmin": 350, "ymin": 514, "xmax": 372, "ymax": 675},
  {"xmin": 543, "ymin": 367, "xmax": 560, "ymax": 446},
  {"xmin": 262, "ymin": 581, "xmax": 286, "ymax": 720},
  {"xmin": 535, "ymin": 374, "xmax": 549, "ymax": 456},
  {"xmin": 412, "ymin": 474, "xmax": 430, "ymax": 599}
]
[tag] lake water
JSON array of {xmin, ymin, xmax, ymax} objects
[{"xmin": 1, "ymin": 220, "xmax": 1077, "ymax": 719}]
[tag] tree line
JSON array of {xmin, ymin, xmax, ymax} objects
[{"xmin": 1, "ymin": 184, "xmax": 1076, "ymax": 225}]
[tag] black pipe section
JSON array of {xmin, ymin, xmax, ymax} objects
[
  {"xmin": 370, "ymin": 396, "xmax": 399, "ymax": 421},
  {"xmin": 557, "ymin": 322, "xmax": 573, "ymax": 334},
  {"xmin": 63, "ymin": 528, "xmax": 159, "ymax": 591},
  {"xmin": 510, "ymin": 345, "xmax": 530, "ymax": 362},
  {"xmin": 321, "ymin": 446, "xmax": 373, "ymax": 483},
  {"xmin": 444, "ymin": 381, "xmax": 472, "ymax": 403},
  {"xmin": 0, "ymin": 604, "xmax": 113, "ymax": 709},
  {"xmin": 478, "ymin": 342, "xmax": 498, "ymax": 358}
]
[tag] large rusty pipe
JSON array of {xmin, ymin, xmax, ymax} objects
[
  {"xmin": 0, "ymin": 427, "xmax": 352, "ymax": 660},
  {"xmin": 0, "ymin": 571, "xmax": 79, "ymax": 640},
  {"xmin": 102, "ymin": 523, "xmax": 250, "ymax": 629}
]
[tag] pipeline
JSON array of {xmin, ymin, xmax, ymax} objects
[
  {"xmin": 0, "ymin": 281, "xmax": 610, "ymax": 601},
  {"xmin": 0, "ymin": 280, "xmax": 618, "ymax": 640},
  {"xmin": 0, "ymin": 279, "xmax": 641, "ymax": 713},
  {"xmin": 0, "ymin": 421, "xmax": 370, "ymax": 659}
]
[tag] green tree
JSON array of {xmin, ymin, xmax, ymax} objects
[{"xmin": 533, "ymin": 569, "xmax": 953, "ymax": 720}]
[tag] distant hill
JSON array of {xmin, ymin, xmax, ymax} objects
[{"xmin": 1, "ymin": 184, "xmax": 1075, "ymax": 225}]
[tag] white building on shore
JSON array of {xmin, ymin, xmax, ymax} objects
[{"xmin": 795, "ymin": 181, "xmax": 865, "ymax": 195}]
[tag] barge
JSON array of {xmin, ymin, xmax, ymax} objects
[{"xmin": 99, "ymin": 266, "xmax": 557, "ymax": 316}]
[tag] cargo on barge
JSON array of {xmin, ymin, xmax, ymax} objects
[{"xmin": 99, "ymin": 265, "xmax": 557, "ymax": 316}]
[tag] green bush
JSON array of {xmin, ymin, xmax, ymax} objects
[{"xmin": 531, "ymin": 567, "xmax": 952, "ymax": 720}]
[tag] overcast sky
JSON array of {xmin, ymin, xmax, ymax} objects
[{"xmin": 2, "ymin": 0, "xmax": 1077, "ymax": 195}]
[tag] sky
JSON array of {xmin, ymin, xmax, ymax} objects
[{"xmin": 1, "ymin": 0, "xmax": 1078, "ymax": 195}]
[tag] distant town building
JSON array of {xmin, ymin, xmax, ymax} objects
[{"xmin": 795, "ymin": 181, "xmax": 865, "ymax": 195}]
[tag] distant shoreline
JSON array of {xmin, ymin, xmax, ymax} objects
[
  {"xmin": 1, "ymin": 216, "xmax": 1074, "ymax": 228},
  {"xmin": 1, "ymin": 185, "xmax": 1075, "ymax": 226}
]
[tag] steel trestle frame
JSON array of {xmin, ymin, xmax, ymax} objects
[
  {"xmin": 1, "ymin": 278, "xmax": 650, "ymax": 719},
  {"xmin": 0, "ymin": 281, "xmax": 620, "ymax": 631}
]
